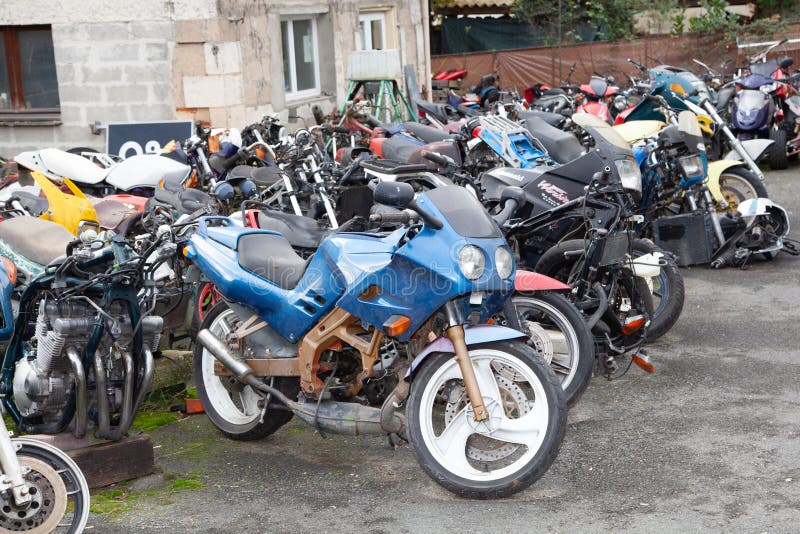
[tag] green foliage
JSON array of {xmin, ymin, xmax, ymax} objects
[
  {"xmin": 687, "ymin": 0, "xmax": 739, "ymax": 35},
  {"xmin": 586, "ymin": 0, "xmax": 640, "ymax": 41}
]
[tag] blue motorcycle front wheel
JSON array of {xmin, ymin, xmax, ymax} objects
[{"xmin": 405, "ymin": 341, "xmax": 566, "ymax": 498}]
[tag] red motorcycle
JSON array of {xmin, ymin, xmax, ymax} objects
[{"xmin": 576, "ymin": 76, "xmax": 618, "ymax": 123}]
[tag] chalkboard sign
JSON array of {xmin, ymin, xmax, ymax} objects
[{"xmin": 106, "ymin": 121, "xmax": 193, "ymax": 159}]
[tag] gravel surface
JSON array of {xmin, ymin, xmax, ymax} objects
[{"xmin": 90, "ymin": 167, "xmax": 800, "ymax": 533}]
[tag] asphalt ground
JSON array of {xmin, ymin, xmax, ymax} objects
[{"xmin": 90, "ymin": 167, "xmax": 800, "ymax": 533}]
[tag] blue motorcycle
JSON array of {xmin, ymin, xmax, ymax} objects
[{"xmin": 187, "ymin": 181, "xmax": 566, "ymax": 498}]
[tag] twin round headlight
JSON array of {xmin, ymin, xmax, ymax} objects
[{"xmin": 458, "ymin": 245, "xmax": 514, "ymax": 280}]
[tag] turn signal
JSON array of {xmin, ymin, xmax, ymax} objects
[
  {"xmin": 621, "ymin": 315, "xmax": 646, "ymax": 336},
  {"xmin": 1, "ymin": 257, "xmax": 16, "ymax": 285},
  {"xmin": 669, "ymin": 82, "xmax": 686, "ymax": 95},
  {"xmin": 384, "ymin": 315, "xmax": 411, "ymax": 337},
  {"xmin": 632, "ymin": 353, "xmax": 656, "ymax": 374}
]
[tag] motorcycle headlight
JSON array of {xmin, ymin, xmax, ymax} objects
[
  {"xmin": 458, "ymin": 245, "xmax": 485, "ymax": 280},
  {"xmin": 613, "ymin": 95, "xmax": 628, "ymax": 111},
  {"xmin": 494, "ymin": 246, "xmax": 514, "ymax": 279},
  {"xmin": 678, "ymin": 154, "xmax": 705, "ymax": 179},
  {"xmin": 614, "ymin": 158, "xmax": 642, "ymax": 195}
]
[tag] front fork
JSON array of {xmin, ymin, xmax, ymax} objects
[
  {"xmin": 0, "ymin": 416, "xmax": 30, "ymax": 507},
  {"xmin": 443, "ymin": 302, "xmax": 489, "ymax": 422}
]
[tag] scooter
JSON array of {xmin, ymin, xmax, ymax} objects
[{"xmin": 187, "ymin": 179, "xmax": 566, "ymax": 498}]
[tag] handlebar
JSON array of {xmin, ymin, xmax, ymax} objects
[
  {"xmin": 420, "ymin": 150, "xmax": 453, "ymax": 168},
  {"xmin": 369, "ymin": 210, "xmax": 414, "ymax": 225}
]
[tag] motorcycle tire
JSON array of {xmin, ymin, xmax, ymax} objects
[
  {"xmin": 630, "ymin": 240, "xmax": 685, "ymax": 341},
  {"xmin": 502, "ymin": 292, "xmax": 594, "ymax": 406},
  {"xmin": 718, "ymin": 167, "xmax": 768, "ymax": 212},
  {"xmin": 533, "ymin": 238, "xmax": 683, "ymax": 340},
  {"xmin": 194, "ymin": 302, "xmax": 298, "ymax": 441},
  {"xmin": 768, "ymin": 128, "xmax": 789, "ymax": 170},
  {"xmin": 406, "ymin": 341, "xmax": 566, "ymax": 499},
  {"xmin": 13, "ymin": 438, "xmax": 91, "ymax": 534}
]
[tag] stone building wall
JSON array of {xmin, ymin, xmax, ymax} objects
[{"xmin": 0, "ymin": 0, "xmax": 430, "ymax": 155}]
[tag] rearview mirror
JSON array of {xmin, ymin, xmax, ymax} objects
[
  {"xmin": 780, "ymin": 56, "xmax": 794, "ymax": 70},
  {"xmin": 373, "ymin": 181, "xmax": 414, "ymax": 209}
]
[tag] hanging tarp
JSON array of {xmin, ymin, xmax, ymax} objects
[{"xmin": 440, "ymin": 17, "xmax": 599, "ymax": 54}]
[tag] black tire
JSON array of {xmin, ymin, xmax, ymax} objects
[
  {"xmin": 194, "ymin": 301, "xmax": 298, "ymax": 441},
  {"xmin": 768, "ymin": 128, "xmax": 789, "ymax": 170},
  {"xmin": 630, "ymin": 240, "xmax": 685, "ymax": 341},
  {"xmin": 406, "ymin": 341, "xmax": 566, "ymax": 499},
  {"xmin": 534, "ymin": 239, "xmax": 682, "ymax": 340},
  {"xmin": 505, "ymin": 292, "xmax": 594, "ymax": 406}
]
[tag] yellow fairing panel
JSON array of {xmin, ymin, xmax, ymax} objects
[{"xmin": 32, "ymin": 172, "xmax": 99, "ymax": 236}]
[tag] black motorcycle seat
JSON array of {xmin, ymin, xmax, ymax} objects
[
  {"xmin": 375, "ymin": 139, "xmax": 425, "ymax": 168},
  {"xmin": 361, "ymin": 156, "xmax": 428, "ymax": 175},
  {"xmin": 237, "ymin": 232, "xmax": 309, "ymax": 290},
  {"xmin": 154, "ymin": 183, "xmax": 212, "ymax": 214},
  {"xmin": 0, "ymin": 216, "xmax": 74, "ymax": 266},
  {"xmin": 229, "ymin": 165, "xmax": 282, "ymax": 187},
  {"xmin": 256, "ymin": 210, "xmax": 328, "ymax": 249},
  {"xmin": 8, "ymin": 191, "xmax": 49, "ymax": 217},
  {"xmin": 523, "ymin": 117, "xmax": 584, "ymax": 164},
  {"xmin": 414, "ymin": 100, "xmax": 453, "ymax": 125},
  {"xmin": 518, "ymin": 110, "xmax": 566, "ymax": 127},
  {"xmin": 402, "ymin": 122, "xmax": 455, "ymax": 144}
]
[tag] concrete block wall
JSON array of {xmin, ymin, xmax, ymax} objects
[{"xmin": 2, "ymin": 20, "xmax": 175, "ymax": 155}]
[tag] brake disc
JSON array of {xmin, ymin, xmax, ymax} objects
[
  {"xmin": 524, "ymin": 321, "xmax": 554, "ymax": 364},
  {"xmin": 0, "ymin": 456, "xmax": 68, "ymax": 533},
  {"xmin": 444, "ymin": 374, "xmax": 531, "ymax": 463}
]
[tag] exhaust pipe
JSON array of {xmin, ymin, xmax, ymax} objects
[
  {"xmin": 197, "ymin": 328, "xmax": 405, "ymax": 436},
  {"xmin": 66, "ymin": 347, "xmax": 87, "ymax": 439}
]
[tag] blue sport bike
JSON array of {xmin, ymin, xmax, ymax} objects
[{"xmin": 187, "ymin": 182, "xmax": 566, "ymax": 498}]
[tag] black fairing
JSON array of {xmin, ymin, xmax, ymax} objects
[{"xmin": 716, "ymin": 85, "xmax": 735, "ymax": 111}]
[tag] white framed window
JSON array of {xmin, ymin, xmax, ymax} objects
[
  {"xmin": 281, "ymin": 17, "xmax": 320, "ymax": 99},
  {"xmin": 358, "ymin": 12, "xmax": 385, "ymax": 51}
]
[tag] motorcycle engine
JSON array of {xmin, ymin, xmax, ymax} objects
[{"xmin": 13, "ymin": 298, "xmax": 161, "ymax": 422}]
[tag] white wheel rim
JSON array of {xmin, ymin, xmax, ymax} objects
[
  {"xmin": 418, "ymin": 349, "xmax": 550, "ymax": 482},
  {"xmin": 201, "ymin": 309, "xmax": 261, "ymax": 426},
  {"xmin": 514, "ymin": 298, "xmax": 580, "ymax": 390}
]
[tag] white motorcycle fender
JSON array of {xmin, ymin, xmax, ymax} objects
[
  {"xmin": 630, "ymin": 252, "xmax": 663, "ymax": 280},
  {"xmin": 723, "ymin": 138, "xmax": 773, "ymax": 163}
]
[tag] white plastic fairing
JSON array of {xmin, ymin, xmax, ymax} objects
[
  {"xmin": 105, "ymin": 154, "xmax": 191, "ymax": 190},
  {"xmin": 17, "ymin": 149, "xmax": 109, "ymax": 184},
  {"xmin": 737, "ymin": 198, "xmax": 775, "ymax": 217},
  {"xmin": 631, "ymin": 252, "xmax": 663, "ymax": 279}
]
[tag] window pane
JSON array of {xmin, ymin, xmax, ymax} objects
[
  {"xmin": 281, "ymin": 21, "xmax": 292, "ymax": 92},
  {"xmin": 18, "ymin": 29, "xmax": 60, "ymax": 109},
  {"xmin": 359, "ymin": 21, "xmax": 367, "ymax": 50},
  {"xmin": 0, "ymin": 38, "xmax": 10, "ymax": 109},
  {"xmin": 292, "ymin": 19, "xmax": 316, "ymax": 92},
  {"xmin": 371, "ymin": 20, "xmax": 383, "ymax": 50}
]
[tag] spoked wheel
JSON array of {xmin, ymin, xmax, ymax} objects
[
  {"xmin": 718, "ymin": 167, "xmax": 768, "ymax": 216},
  {"xmin": 406, "ymin": 341, "xmax": 566, "ymax": 499},
  {"xmin": 194, "ymin": 302, "xmax": 298, "ymax": 440},
  {"xmin": 500, "ymin": 293, "xmax": 594, "ymax": 406},
  {"xmin": 4, "ymin": 439, "xmax": 91, "ymax": 534}
]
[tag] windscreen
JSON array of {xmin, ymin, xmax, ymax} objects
[
  {"xmin": 750, "ymin": 60, "xmax": 777, "ymax": 77},
  {"xmin": 424, "ymin": 186, "xmax": 500, "ymax": 238}
]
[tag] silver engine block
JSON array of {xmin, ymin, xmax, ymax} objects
[{"xmin": 13, "ymin": 298, "xmax": 162, "ymax": 425}]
